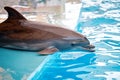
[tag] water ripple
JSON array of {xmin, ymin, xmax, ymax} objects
[{"xmin": 36, "ymin": 0, "xmax": 120, "ymax": 80}]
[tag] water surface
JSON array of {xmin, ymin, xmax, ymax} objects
[{"xmin": 30, "ymin": 0, "xmax": 120, "ymax": 80}]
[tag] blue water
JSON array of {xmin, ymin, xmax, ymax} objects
[{"xmin": 30, "ymin": 0, "xmax": 120, "ymax": 80}]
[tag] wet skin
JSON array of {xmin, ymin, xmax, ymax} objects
[{"xmin": 0, "ymin": 6, "xmax": 95, "ymax": 54}]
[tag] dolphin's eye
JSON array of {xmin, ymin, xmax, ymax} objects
[
  {"xmin": 71, "ymin": 42, "xmax": 76, "ymax": 46},
  {"xmin": 71, "ymin": 40, "xmax": 79, "ymax": 46}
]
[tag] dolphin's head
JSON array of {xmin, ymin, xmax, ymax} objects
[{"xmin": 67, "ymin": 37, "xmax": 95, "ymax": 52}]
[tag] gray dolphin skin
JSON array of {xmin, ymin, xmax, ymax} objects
[{"xmin": 0, "ymin": 6, "xmax": 95, "ymax": 54}]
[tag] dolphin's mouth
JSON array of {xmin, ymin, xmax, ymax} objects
[
  {"xmin": 81, "ymin": 44, "xmax": 95, "ymax": 52},
  {"xmin": 72, "ymin": 43, "xmax": 95, "ymax": 52},
  {"xmin": 76, "ymin": 44, "xmax": 95, "ymax": 52}
]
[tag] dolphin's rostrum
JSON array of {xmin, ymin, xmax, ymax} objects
[{"xmin": 0, "ymin": 6, "xmax": 95, "ymax": 54}]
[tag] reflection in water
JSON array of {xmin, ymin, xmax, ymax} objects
[{"xmin": 37, "ymin": 52, "xmax": 96, "ymax": 80}]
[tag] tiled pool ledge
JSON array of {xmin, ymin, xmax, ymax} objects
[{"xmin": 0, "ymin": 48, "xmax": 47, "ymax": 80}]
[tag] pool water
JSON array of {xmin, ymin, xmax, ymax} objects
[{"xmin": 29, "ymin": 0, "xmax": 120, "ymax": 80}]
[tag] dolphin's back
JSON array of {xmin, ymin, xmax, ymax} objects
[
  {"xmin": 0, "ymin": 6, "xmax": 64, "ymax": 41},
  {"xmin": 0, "ymin": 6, "xmax": 85, "ymax": 41},
  {"xmin": 0, "ymin": 6, "xmax": 92, "ymax": 53}
]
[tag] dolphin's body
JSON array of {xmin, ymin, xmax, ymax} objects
[{"xmin": 0, "ymin": 6, "xmax": 95, "ymax": 54}]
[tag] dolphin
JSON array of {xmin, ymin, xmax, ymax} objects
[{"xmin": 0, "ymin": 6, "xmax": 95, "ymax": 54}]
